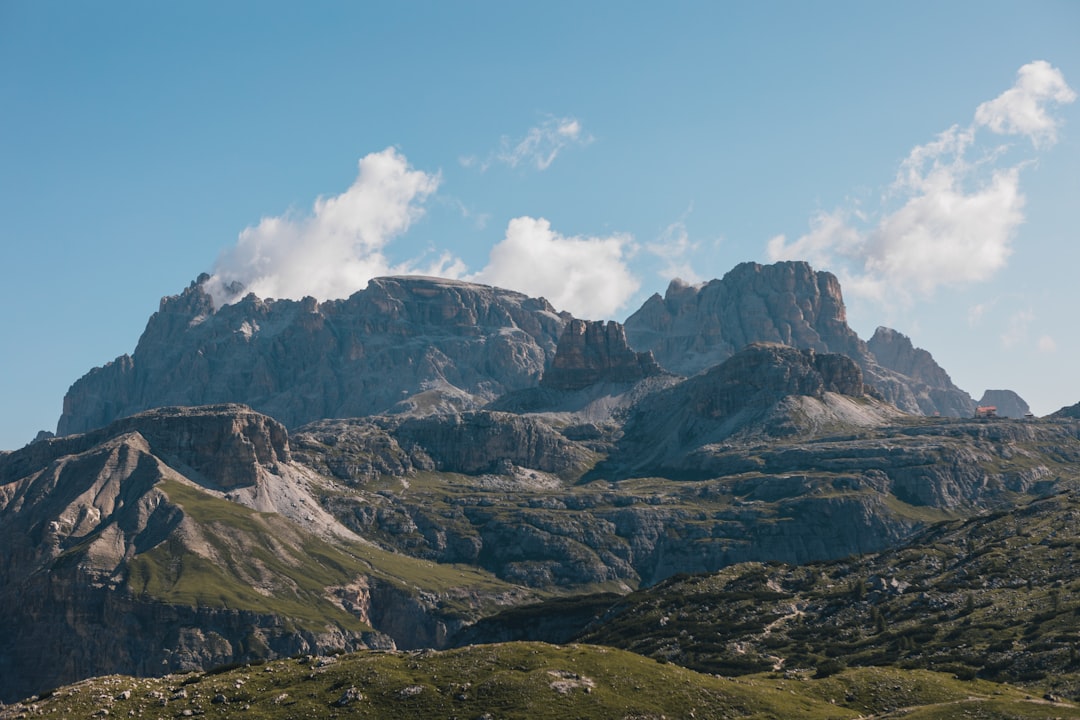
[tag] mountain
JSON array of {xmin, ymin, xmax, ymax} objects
[
  {"xmin": 11, "ymin": 340, "xmax": 1074, "ymax": 701},
  {"xmin": 58, "ymin": 275, "xmax": 570, "ymax": 436},
  {"xmin": 623, "ymin": 261, "xmax": 983, "ymax": 417},
  {"xmin": 462, "ymin": 489, "xmax": 1080, "ymax": 701},
  {"xmin": 295, "ymin": 342, "xmax": 1071, "ymax": 589},
  {"xmin": 488, "ymin": 318, "xmax": 679, "ymax": 422},
  {"xmin": 58, "ymin": 262, "xmax": 1018, "ymax": 441},
  {"xmin": 14, "ymin": 259, "xmax": 1060, "ymax": 704},
  {"xmin": 868, "ymin": 326, "xmax": 977, "ymax": 417},
  {"xmin": 978, "ymin": 389, "xmax": 1032, "ymax": 419},
  {"xmin": 0, "ymin": 404, "xmax": 531, "ymax": 703}
]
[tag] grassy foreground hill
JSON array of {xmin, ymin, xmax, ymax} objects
[
  {"xmin": 462, "ymin": 489, "xmax": 1080, "ymax": 701},
  {"xmin": 2, "ymin": 641, "xmax": 1077, "ymax": 720}
]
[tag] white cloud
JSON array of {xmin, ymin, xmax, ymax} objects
[
  {"xmin": 203, "ymin": 148, "xmax": 642, "ymax": 318},
  {"xmin": 863, "ymin": 166, "xmax": 1023, "ymax": 298},
  {"xmin": 205, "ymin": 148, "xmax": 444, "ymax": 306},
  {"xmin": 975, "ymin": 60, "xmax": 1077, "ymax": 147},
  {"xmin": 766, "ymin": 61, "xmax": 1073, "ymax": 305},
  {"xmin": 1038, "ymin": 335, "xmax": 1057, "ymax": 353},
  {"xmin": 766, "ymin": 209, "xmax": 862, "ymax": 271},
  {"xmin": 464, "ymin": 116, "xmax": 593, "ymax": 172},
  {"xmin": 646, "ymin": 218, "xmax": 702, "ymax": 283},
  {"xmin": 469, "ymin": 216, "xmax": 639, "ymax": 318}
]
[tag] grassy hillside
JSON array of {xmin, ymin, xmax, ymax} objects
[
  {"xmin": 3, "ymin": 642, "xmax": 1076, "ymax": 719},
  {"xmin": 463, "ymin": 491, "xmax": 1080, "ymax": 701}
]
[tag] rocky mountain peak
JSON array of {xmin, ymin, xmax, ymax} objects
[
  {"xmin": 58, "ymin": 276, "xmax": 571, "ymax": 436},
  {"xmin": 13, "ymin": 404, "xmax": 289, "ymax": 491},
  {"xmin": 540, "ymin": 319, "xmax": 664, "ymax": 391},
  {"xmin": 978, "ymin": 389, "xmax": 1031, "ymax": 419},
  {"xmin": 693, "ymin": 343, "xmax": 867, "ymax": 416},
  {"xmin": 599, "ymin": 342, "xmax": 898, "ymax": 480},
  {"xmin": 867, "ymin": 327, "xmax": 953, "ymax": 389},
  {"xmin": 624, "ymin": 260, "xmax": 865, "ymax": 377},
  {"xmin": 623, "ymin": 261, "xmax": 985, "ymax": 417}
]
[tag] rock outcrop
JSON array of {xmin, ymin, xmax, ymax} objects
[
  {"xmin": 978, "ymin": 389, "xmax": 1031, "ymax": 419},
  {"xmin": 58, "ymin": 275, "xmax": 570, "ymax": 436},
  {"xmin": 1053, "ymin": 401, "xmax": 1080, "ymax": 420},
  {"xmin": 540, "ymin": 319, "xmax": 663, "ymax": 391},
  {"xmin": 623, "ymin": 261, "xmax": 976, "ymax": 417},
  {"xmin": 293, "ymin": 411, "xmax": 595, "ymax": 483},
  {"xmin": 597, "ymin": 343, "xmax": 902, "ymax": 478},
  {"xmin": 488, "ymin": 319, "xmax": 678, "ymax": 424},
  {"xmin": 0, "ymin": 404, "xmax": 527, "ymax": 702},
  {"xmin": 867, "ymin": 326, "xmax": 976, "ymax": 417},
  {"xmin": 59, "ymin": 263, "xmax": 1002, "ymax": 435},
  {"xmin": 624, "ymin": 262, "xmax": 863, "ymax": 375}
]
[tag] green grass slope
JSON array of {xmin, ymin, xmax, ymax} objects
[{"xmin": 4, "ymin": 642, "xmax": 1075, "ymax": 720}]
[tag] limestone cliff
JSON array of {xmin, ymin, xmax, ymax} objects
[
  {"xmin": 0, "ymin": 405, "xmax": 526, "ymax": 702},
  {"xmin": 293, "ymin": 411, "xmax": 595, "ymax": 483},
  {"xmin": 540, "ymin": 319, "xmax": 663, "ymax": 391},
  {"xmin": 58, "ymin": 275, "xmax": 569, "ymax": 436},
  {"xmin": 978, "ymin": 388, "xmax": 1032, "ymax": 419},
  {"xmin": 489, "ymin": 318, "xmax": 678, "ymax": 424},
  {"xmin": 867, "ymin": 326, "xmax": 977, "ymax": 417},
  {"xmin": 599, "ymin": 343, "xmax": 902, "ymax": 478},
  {"xmin": 623, "ymin": 261, "xmax": 975, "ymax": 417}
]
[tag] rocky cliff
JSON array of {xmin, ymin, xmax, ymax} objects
[
  {"xmin": 488, "ymin": 318, "xmax": 678, "ymax": 423},
  {"xmin": 624, "ymin": 262, "xmax": 861, "ymax": 373},
  {"xmin": 58, "ymin": 275, "xmax": 570, "ymax": 436},
  {"xmin": 289, "ymin": 344, "xmax": 1075, "ymax": 591},
  {"xmin": 540, "ymin": 319, "xmax": 664, "ymax": 391},
  {"xmin": 0, "ymin": 405, "xmax": 529, "ymax": 702},
  {"xmin": 595, "ymin": 343, "xmax": 901, "ymax": 478},
  {"xmin": 623, "ymin": 261, "xmax": 978, "ymax": 417},
  {"xmin": 59, "ymin": 263, "xmax": 1006, "ymax": 434},
  {"xmin": 978, "ymin": 389, "xmax": 1032, "ymax": 419},
  {"xmin": 868, "ymin": 327, "xmax": 977, "ymax": 417}
]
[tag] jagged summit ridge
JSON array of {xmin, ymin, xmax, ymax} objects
[
  {"xmin": 58, "ymin": 261, "xmax": 1024, "ymax": 437},
  {"xmin": 623, "ymin": 260, "xmax": 985, "ymax": 416},
  {"xmin": 540, "ymin": 319, "xmax": 664, "ymax": 391},
  {"xmin": 625, "ymin": 261, "xmax": 860, "ymax": 374},
  {"xmin": 59, "ymin": 275, "xmax": 571, "ymax": 436},
  {"xmin": 604, "ymin": 343, "xmax": 903, "ymax": 478}
]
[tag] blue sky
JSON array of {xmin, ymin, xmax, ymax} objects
[{"xmin": 2, "ymin": 1, "xmax": 1079, "ymax": 449}]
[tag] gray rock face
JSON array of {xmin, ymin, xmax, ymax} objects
[
  {"xmin": 0, "ymin": 404, "xmax": 526, "ymax": 703},
  {"xmin": 58, "ymin": 275, "xmax": 570, "ymax": 436},
  {"xmin": 540, "ymin": 319, "xmax": 663, "ymax": 391},
  {"xmin": 291, "ymin": 344, "xmax": 1072, "ymax": 594},
  {"xmin": 624, "ymin": 262, "xmax": 862, "ymax": 375},
  {"xmin": 293, "ymin": 411, "xmax": 595, "ymax": 482},
  {"xmin": 597, "ymin": 343, "xmax": 899, "ymax": 478},
  {"xmin": 623, "ymin": 261, "xmax": 976, "ymax": 417},
  {"xmin": 4, "ymin": 404, "xmax": 290, "ymax": 491},
  {"xmin": 977, "ymin": 389, "xmax": 1031, "ymax": 419},
  {"xmin": 868, "ymin": 327, "xmax": 976, "ymax": 417},
  {"xmin": 58, "ymin": 263, "xmax": 1004, "ymax": 436}
]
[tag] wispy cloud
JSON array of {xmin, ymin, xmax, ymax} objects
[
  {"xmin": 646, "ymin": 215, "xmax": 703, "ymax": 284},
  {"xmin": 767, "ymin": 61, "xmax": 1075, "ymax": 305},
  {"xmin": 469, "ymin": 216, "xmax": 639, "ymax": 318},
  {"xmin": 205, "ymin": 148, "xmax": 448, "ymax": 306},
  {"xmin": 975, "ymin": 60, "xmax": 1077, "ymax": 147},
  {"xmin": 1001, "ymin": 309, "xmax": 1034, "ymax": 349},
  {"xmin": 205, "ymin": 147, "xmax": 641, "ymax": 317},
  {"xmin": 462, "ymin": 116, "xmax": 593, "ymax": 172}
]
